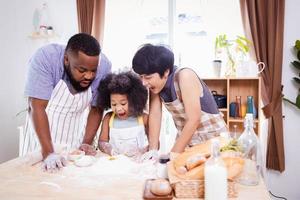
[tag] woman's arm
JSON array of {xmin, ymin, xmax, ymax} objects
[
  {"xmin": 148, "ymin": 92, "xmax": 162, "ymax": 150},
  {"xmin": 142, "ymin": 113, "xmax": 149, "ymax": 136},
  {"xmin": 171, "ymin": 69, "xmax": 202, "ymax": 153}
]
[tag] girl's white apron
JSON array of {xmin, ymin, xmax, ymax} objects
[{"xmin": 108, "ymin": 113, "xmax": 148, "ymax": 156}]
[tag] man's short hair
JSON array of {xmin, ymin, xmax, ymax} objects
[{"xmin": 66, "ymin": 33, "xmax": 101, "ymax": 56}]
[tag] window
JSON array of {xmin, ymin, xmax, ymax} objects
[
  {"xmin": 103, "ymin": 0, "xmax": 244, "ymax": 76},
  {"xmin": 103, "ymin": 0, "xmax": 244, "ymax": 152}
]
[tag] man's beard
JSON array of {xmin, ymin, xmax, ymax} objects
[{"xmin": 64, "ymin": 65, "xmax": 94, "ymax": 92}]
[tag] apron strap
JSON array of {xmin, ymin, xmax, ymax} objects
[
  {"xmin": 137, "ymin": 116, "xmax": 144, "ymax": 125},
  {"xmin": 109, "ymin": 113, "xmax": 115, "ymax": 128},
  {"xmin": 109, "ymin": 112, "xmax": 144, "ymax": 128}
]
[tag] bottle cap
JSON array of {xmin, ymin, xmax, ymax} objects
[{"xmin": 159, "ymin": 154, "xmax": 170, "ymax": 164}]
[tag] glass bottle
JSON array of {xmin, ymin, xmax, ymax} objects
[
  {"xmin": 237, "ymin": 113, "xmax": 262, "ymax": 186},
  {"xmin": 246, "ymin": 96, "xmax": 257, "ymax": 118},
  {"xmin": 230, "ymin": 124, "xmax": 238, "ymax": 139},
  {"xmin": 246, "ymin": 96, "xmax": 253, "ymax": 113},
  {"xmin": 205, "ymin": 139, "xmax": 227, "ymax": 200},
  {"xmin": 235, "ymin": 96, "xmax": 242, "ymax": 118}
]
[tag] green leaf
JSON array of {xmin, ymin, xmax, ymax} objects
[
  {"xmin": 295, "ymin": 40, "xmax": 300, "ymax": 50},
  {"xmin": 292, "ymin": 61, "xmax": 300, "ymax": 70},
  {"xmin": 296, "ymin": 94, "xmax": 300, "ymax": 109},
  {"xmin": 233, "ymin": 35, "xmax": 252, "ymax": 55},
  {"xmin": 283, "ymin": 97, "xmax": 297, "ymax": 107},
  {"xmin": 294, "ymin": 77, "xmax": 300, "ymax": 84}
]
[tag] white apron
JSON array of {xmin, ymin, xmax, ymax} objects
[
  {"xmin": 108, "ymin": 113, "xmax": 148, "ymax": 156},
  {"xmin": 20, "ymin": 79, "xmax": 92, "ymax": 156}
]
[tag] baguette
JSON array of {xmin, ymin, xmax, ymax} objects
[
  {"xmin": 169, "ymin": 160, "xmax": 205, "ymax": 180},
  {"xmin": 186, "ymin": 154, "xmax": 206, "ymax": 170},
  {"xmin": 173, "ymin": 136, "xmax": 227, "ymax": 171},
  {"xmin": 171, "ymin": 157, "xmax": 244, "ymax": 180}
]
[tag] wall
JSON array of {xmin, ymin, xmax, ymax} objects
[
  {"xmin": 0, "ymin": 0, "xmax": 77, "ymax": 163},
  {"xmin": 0, "ymin": 1, "xmax": 299, "ymax": 198},
  {"xmin": 265, "ymin": 0, "xmax": 300, "ymax": 199}
]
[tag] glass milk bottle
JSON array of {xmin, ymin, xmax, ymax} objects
[
  {"xmin": 237, "ymin": 113, "xmax": 262, "ymax": 185},
  {"xmin": 156, "ymin": 154, "xmax": 170, "ymax": 179},
  {"xmin": 205, "ymin": 139, "xmax": 227, "ymax": 200}
]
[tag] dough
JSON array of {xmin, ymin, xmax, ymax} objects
[{"xmin": 150, "ymin": 179, "xmax": 172, "ymax": 196}]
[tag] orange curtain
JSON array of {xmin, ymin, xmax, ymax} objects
[
  {"xmin": 77, "ymin": 0, "xmax": 106, "ymax": 46},
  {"xmin": 76, "ymin": 0, "xmax": 95, "ymax": 34},
  {"xmin": 239, "ymin": 0, "xmax": 285, "ymax": 172},
  {"xmin": 91, "ymin": 0, "xmax": 106, "ymax": 46}
]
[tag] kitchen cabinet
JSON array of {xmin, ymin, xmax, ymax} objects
[{"xmin": 203, "ymin": 77, "xmax": 261, "ymax": 136}]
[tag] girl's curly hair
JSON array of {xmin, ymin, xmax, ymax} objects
[{"xmin": 98, "ymin": 71, "xmax": 148, "ymax": 116}]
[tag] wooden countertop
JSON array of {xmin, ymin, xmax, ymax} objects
[{"xmin": 0, "ymin": 153, "xmax": 271, "ymax": 200}]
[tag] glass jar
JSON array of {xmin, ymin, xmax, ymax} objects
[{"xmin": 237, "ymin": 113, "xmax": 262, "ymax": 186}]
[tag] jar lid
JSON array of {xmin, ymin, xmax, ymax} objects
[{"xmin": 159, "ymin": 154, "xmax": 170, "ymax": 164}]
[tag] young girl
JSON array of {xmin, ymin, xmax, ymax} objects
[{"xmin": 97, "ymin": 71, "xmax": 149, "ymax": 157}]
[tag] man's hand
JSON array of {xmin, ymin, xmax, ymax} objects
[
  {"xmin": 42, "ymin": 153, "xmax": 67, "ymax": 173},
  {"xmin": 79, "ymin": 143, "xmax": 97, "ymax": 156}
]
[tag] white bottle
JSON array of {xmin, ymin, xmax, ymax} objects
[
  {"xmin": 156, "ymin": 154, "xmax": 170, "ymax": 179},
  {"xmin": 204, "ymin": 139, "xmax": 227, "ymax": 200},
  {"xmin": 237, "ymin": 113, "xmax": 261, "ymax": 186}
]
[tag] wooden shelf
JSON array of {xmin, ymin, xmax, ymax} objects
[
  {"xmin": 28, "ymin": 32, "xmax": 59, "ymax": 40},
  {"xmin": 228, "ymin": 117, "xmax": 259, "ymax": 123},
  {"xmin": 203, "ymin": 77, "xmax": 261, "ymax": 136}
]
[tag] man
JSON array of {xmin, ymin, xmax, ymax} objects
[{"xmin": 23, "ymin": 33, "xmax": 111, "ymax": 172}]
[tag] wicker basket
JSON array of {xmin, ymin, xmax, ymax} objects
[
  {"xmin": 172, "ymin": 179, "xmax": 237, "ymax": 198},
  {"xmin": 167, "ymin": 161, "xmax": 238, "ymax": 199}
]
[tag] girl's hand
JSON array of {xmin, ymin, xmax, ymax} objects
[
  {"xmin": 139, "ymin": 149, "xmax": 159, "ymax": 162},
  {"xmin": 98, "ymin": 141, "xmax": 118, "ymax": 156}
]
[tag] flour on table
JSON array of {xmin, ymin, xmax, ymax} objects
[{"xmin": 62, "ymin": 155, "xmax": 157, "ymax": 188}]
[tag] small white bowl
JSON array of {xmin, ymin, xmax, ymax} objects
[
  {"xmin": 68, "ymin": 150, "xmax": 85, "ymax": 161},
  {"xmin": 74, "ymin": 155, "xmax": 95, "ymax": 167}
]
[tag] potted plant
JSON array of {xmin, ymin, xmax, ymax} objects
[
  {"xmin": 215, "ymin": 34, "xmax": 251, "ymax": 77},
  {"xmin": 283, "ymin": 40, "xmax": 300, "ymax": 109}
]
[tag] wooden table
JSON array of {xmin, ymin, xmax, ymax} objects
[{"xmin": 0, "ymin": 153, "xmax": 271, "ymax": 200}]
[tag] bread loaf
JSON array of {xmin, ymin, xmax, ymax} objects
[
  {"xmin": 222, "ymin": 156, "xmax": 244, "ymax": 180},
  {"xmin": 170, "ymin": 137, "xmax": 244, "ymax": 180}
]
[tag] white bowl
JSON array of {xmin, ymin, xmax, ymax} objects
[
  {"xmin": 68, "ymin": 150, "xmax": 85, "ymax": 161},
  {"xmin": 74, "ymin": 155, "xmax": 95, "ymax": 167}
]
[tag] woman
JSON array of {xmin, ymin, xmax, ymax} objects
[{"xmin": 132, "ymin": 44, "xmax": 227, "ymax": 153}]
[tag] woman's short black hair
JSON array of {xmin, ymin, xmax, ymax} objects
[
  {"xmin": 66, "ymin": 33, "xmax": 100, "ymax": 56},
  {"xmin": 98, "ymin": 71, "xmax": 148, "ymax": 116},
  {"xmin": 132, "ymin": 44, "xmax": 174, "ymax": 77}
]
